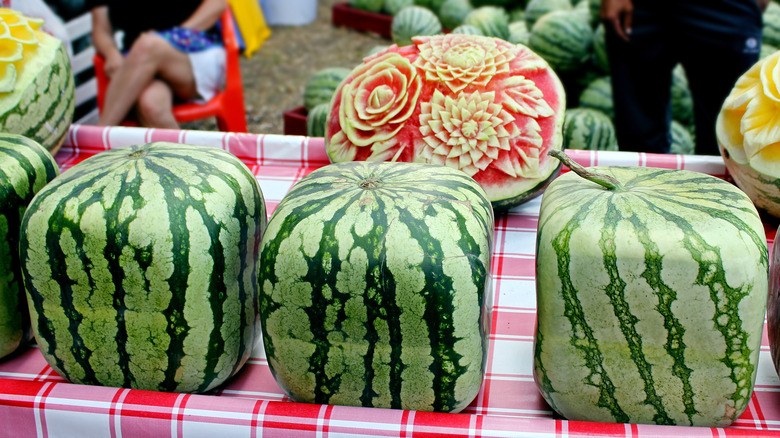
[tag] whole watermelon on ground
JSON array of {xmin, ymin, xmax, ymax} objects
[
  {"xmin": 438, "ymin": 0, "xmax": 474, "ymax": 30},
  {"xmin": 391, "ymin": 6, "xmax": 443, "ymax": 46},
  {"xmin": 306, "ymin": 102, "xmax": 330, "ymax": 137},
  {"xmin": 0, "ymin": 134, "xmax": 58, "ymax": 360},
  {"xmin": 349, "ymin": 0, "xmax": 384, "ymax": 12},
  {"xmin": 19, "ymin": 142, "xmax": 266, "ymax": 393},
  {"xmin": 524, "ymin": 0, "xmax": 571, "ymax": 28},
  {"xmin": 259, "ymin": 161, "xmax": 494, "ymax": 413},
  {"xmin": 325, "ymin": 33, "xmax": 566, "ymax": 210},
  {"xmin": 0, "ymin": 9, "xmax": 75, "ymax": 154},
  {"xmin": 303, "ymin": 67, "xmax": 352, "ymax": 112},
  {"xmin": 463, "ymin": 6, "xmax": 510, "ymax": 40},
  {"xmin": 534, "ymin": 152, "xmax": 768, "ymax": 427},
  {"xmin": 562, "ymin": 107, "xmax": 617, "ymax": 151},
  {"xmin": 528, "ymin": 9, "xmax": 593, "ymax": 75},
  {"xmin": 717, "ymin": 50, "xmax": 780, "ymax": 217}
]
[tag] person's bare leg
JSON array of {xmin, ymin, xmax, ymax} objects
[
  {"xmin": 98, "ymin": 32, "xmax": 198, "ymax": 126},
  {"xmin": 136, "ymin": 80, "xmax": 179, "ymax": 129}
]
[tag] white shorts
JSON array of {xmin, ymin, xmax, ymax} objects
[{"xmin": 187, "ymin": 46, "xmax": 226, "ymax": 103}]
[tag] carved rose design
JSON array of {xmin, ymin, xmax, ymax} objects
[{"xmin": 325, "ymin": 33, "xmax": 565, "ymax": 208}]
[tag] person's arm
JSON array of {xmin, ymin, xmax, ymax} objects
[
  {"xmin": 601, "ymin": 0, "xmax": 633, "ymax": 42},
  {"xmin": 180, "ymin": 0, "xmax": 227, "ymax": 31},
  {"xmin": 91, "ymin": 6, "xmax": 124, "ymax": 78}
]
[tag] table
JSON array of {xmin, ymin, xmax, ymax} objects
[{"xmin": 1, "ymin": 124, "xmax": 779, "ymax": 437}]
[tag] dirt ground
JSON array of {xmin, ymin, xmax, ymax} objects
[{"xmin": 184, "ymin": 0, "xmax": 388, "ymax": 134}]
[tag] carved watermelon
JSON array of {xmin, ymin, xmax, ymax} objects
[{"xmin": 325, "ymin": 33, "xmax": 566, "ymax": 210}]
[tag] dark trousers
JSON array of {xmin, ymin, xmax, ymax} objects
[{"xmin": 606, "ymin": 0, "xmax": 762, "ymax": 155}]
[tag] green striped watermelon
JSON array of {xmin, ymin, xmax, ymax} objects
[
  {"xmin": 450, "ymin": 24, "xmax": 484, "ymax": 35},
  {"xmin": 0, "ymin": 11, "xmax": 75, "ymax": 155},
  {"xmin": 306, "ymin": 102, "xmax": 330, "ymax": 137},
  {"xmin": 507, "ymin": 20, "xmax": 530, "ymax": 45},
  {"xmin": 259, "ymin": 160, "xmax": 494, "ymax": 413},
  {"xmin": 303, "ymin": 67, "xmax": 352, "ymax": 112},
  {"xmin": 592, "ymin": 24, "xmax": 609, "ymax": 73},
  {"xmin": 534, "ymin": 152, "xmax": 768, "ymax": 427},
  {"xmin": 392, "ymin": 6, "xmax": 444, "ymax": 46},
  {"xmin": 438, "ymin": 0, "xmax": 474, "ymax": 30},
  {"xmin": 384, "ymin": 0, "xmax": 415, "ymax": 16},
  {"xmin": 19, "ymin": 142, "xmax": 266, "ymax": 393},
  {"xmin": 764, "ymin": 2, "xmax": 780, "ymax": 48},
  {"xmin": 562, "ymin": 108, "xmax": 617, "ymax": 151},
  {"xmin": 0, "ymin": 134, "xmax": 59, "ymax": 359},
  {"xmin": 463, "ymin": 6, "xmax": 510, "ymax": 40},
  {"xmin": 578, "ymin": 76, "xmax": 613, "ymax": 118},
  {"xmin": 670, "ymin": 120, "xmax": 695, "ymax": 155},
  {"xmin": 528, "ymin": 9, "xmax": 593, "ymax": 74},
  {"xmin": 672, "ymin": 64, "xmax": 694, "ymax": 129},
  {"xmin": 524, "ymin": 0, "xmax": 572, "ymax": 29}
]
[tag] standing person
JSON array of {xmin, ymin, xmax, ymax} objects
[
  {"xmin": 601, "ymin": 0, "xmax": 768, "ymax": 155},
  {"xmin": 88, "ymin": 0, "xmax": 227, "ymax": 128}
]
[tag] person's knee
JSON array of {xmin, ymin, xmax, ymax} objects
[
  {"xmin": 126, "ymin": 33, "xmax": 167, "ymax": 64},
  {"xmin": 136, "ymin": 85, "xmax": 170, "ymax": 120}
]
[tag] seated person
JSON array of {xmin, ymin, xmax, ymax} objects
[{"xmin": 89, "ymin": 0, "xmax": 227, "ymax": 128}]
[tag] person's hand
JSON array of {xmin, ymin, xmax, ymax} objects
[
  {"xmin": 601, "ymin": 0, "xmax": 633, "ymax": 41},
  {"xmin": 757, "ymin": 0, "xmax": 770, "ymax": 12},
  {"xmin": 103, "ymin": 52, "xmax": 123, "ymax": 78}
]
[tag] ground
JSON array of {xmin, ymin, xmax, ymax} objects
[{"xmin": 184, "ymin": 0, "xmax": 388, "ymax": 135}]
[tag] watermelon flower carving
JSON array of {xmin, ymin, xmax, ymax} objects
[
  {"xmin": 717, "ymin": 50, "xmax": 780, "ymax": 217},
  {"xmin": 325, "ymin": 33, "xmax": 566, "ymax": 210},
  {"xmin": 0, "ymin": 8, "xmax": 44, "ymax": 93}
]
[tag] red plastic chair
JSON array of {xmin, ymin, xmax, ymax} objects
[{"xmin": 93, "ymin": 7, "xmax": 247, "ymax": 132}]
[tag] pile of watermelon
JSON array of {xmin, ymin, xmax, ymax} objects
[{"xmin": 343, "ymin": 0, "xmax": 780, "ymax": 155}]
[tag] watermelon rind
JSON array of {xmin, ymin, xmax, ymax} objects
[
  {"xmin": 463, "ymin": 6, "xmax": 510, "ymax": 40},
  {"xmin": 306, "ymin": 102, "xmax": 330, "ymax": 138},
  {"xmin": 0, "ymin": 134, "xmax": 58, "ymax": 359},
  {"xmin": 20, "ymin": 142, "xmax": 266, "ymax": 393},
  {"xmin": 259, "ymin": 161, "xmax": 494, "ymax": 413}
]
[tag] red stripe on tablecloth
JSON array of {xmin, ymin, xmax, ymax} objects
[
  {"xmin": 108, "ymin": 388, "xmax": 130, "ymax": 438},
  {"xmin": 34, "ymin": 381, "xmax": 56, "ymax": 438},
  {"xmin": 250, "ymin": 399, "xmax": 268, "ymax": 438},
  {"xmin": 172, "ymin": 393, "xmax": 191, "ymax": 438}
]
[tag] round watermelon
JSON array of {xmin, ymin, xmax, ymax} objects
[
  {"xmin": 0, "ymin": 9, "xmax": 74, "ymax": 155},
  {"xmin": 259, "ymin": 160, "xmax": 494, "ymax": 413},
  {"xmin": 19, "ymin": 142, "xmax": 266, "ymax": 393},
  {"xmin": 562, "ymin": 107, "xmax": 618, "ymax": 151},
  {"xmin": 463, "ymin": 6, "xmax": 510, "ymax": 40},
  {"xmin": 507, "ymin": 20, "xmax": 530, "ymax": 45},
  {"xmin": 438, "ymin": 0, "xmax": 474, "ymax": 30},
  {"xmin": 303, "ymin": 67, "xmax": 352, "ymax": 112},
  {"xmin": 578, "ymin": 76, "xmax": 613, "ymax": 119},
  {"xmin": 391, "ymin": 6, "xmax": 443, "ymax": 46},
  {"xmin": 535, "ymin": 151, "xmax": 768, "ymax": 427},
  {"xmin": 384, "ymin": 0, "xmax": 414, "ymax": 16},
  {"xmin": 325, "ymin": 33, "xmax": 566, "ymax": 210},
  {"xmin": 524, "ymin": 0, "xmax": 572, "ymax": 29},
  {"xmin": 670, "ymin": 120, "xmax": 695, "ymax": 155},
  {"xmin": 528, "ymin": 9, "xmax": 593, "ymax": 74},
  {"xmin": 0, "ymin": 134, "xmax": 59, "ymax": 360},
  {"xmin": 450, "ymin": 24, "xmax": 484, "ymax": 35},
  {"xmin": 306, "ymin": 102, "xmax": 330, "ymax": 137}
]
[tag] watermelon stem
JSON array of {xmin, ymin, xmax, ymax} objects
[{"xmin": 548, "ymin": 150, "xmax": 626, "ymax": 192}]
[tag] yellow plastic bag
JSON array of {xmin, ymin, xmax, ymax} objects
[{"xmin": 228, "ymin": 0, "xmax": 271, "ymax": 57}]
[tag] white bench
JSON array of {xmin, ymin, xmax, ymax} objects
[{"xmin": 64, "ymin": 12, "xmax": 99, "ymax": 125}]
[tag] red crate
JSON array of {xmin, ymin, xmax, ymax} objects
[
  {"xmin": 283, "ymin": 106, "xmax": 308, "ymax": 136},
  {"xmin": 331, "ymin": 2, "xmax": 392, "ymax": 39}
]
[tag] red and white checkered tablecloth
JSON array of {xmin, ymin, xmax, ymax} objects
[{"xmin": 1, "ymin": 124, "xmax": 779, "ymax": 437}]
